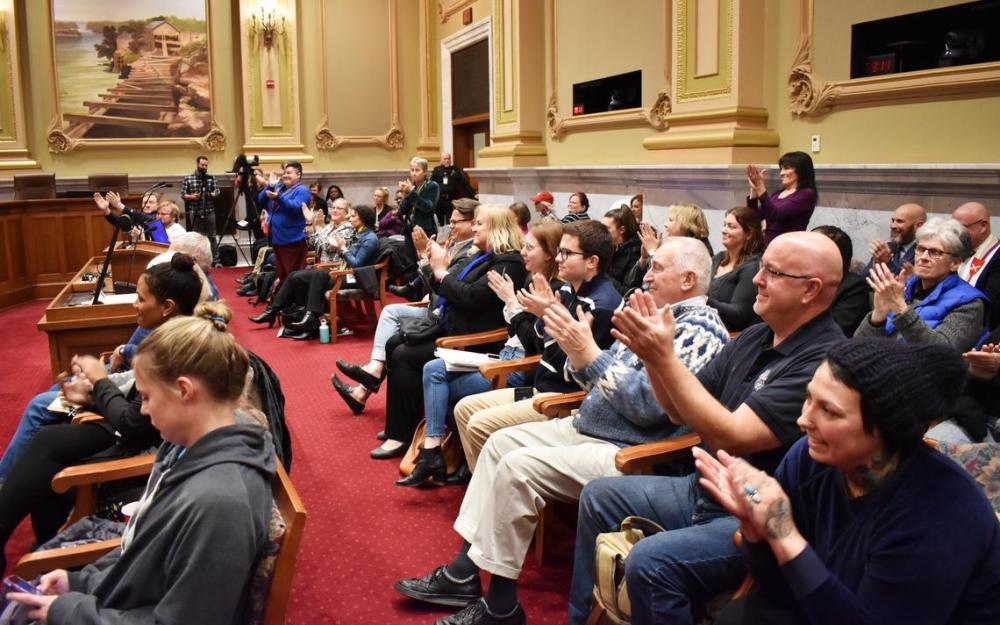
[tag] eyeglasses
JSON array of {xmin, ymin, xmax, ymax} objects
[
  {"xmin": 957, "ymin": 219, "xmax": 987, "ymax": 229},
  {"xmin": 759, "ymin": 264, "xmax": 813, "ymax": 281},
  {"xmin": 556, "ymin": 248, "xmax": 586, "ymax": 259},
  {"xmin": 449, "ymin": 218, "xmax": 472, "ymax": 226},
  {"xmin": 522, "ymin": 242, "xmax": 536, "ymax": 252},
  {"xmin": 914, "ymin": 245, "xmax": 951, "ymax": 260}
]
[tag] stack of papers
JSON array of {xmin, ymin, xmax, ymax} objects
[{"xmin": 434, "ymin": 348, "xmax": 499, "ymax": 373}]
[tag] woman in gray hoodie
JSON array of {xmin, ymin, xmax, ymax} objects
[{"xmin": 8, "ymin": 302, "xmax": 276, "ymax": 625}]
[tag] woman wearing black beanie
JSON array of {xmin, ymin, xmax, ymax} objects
[{"xmin": 698, "ymin": 338, "xmax": 1000, "ymax": 625}]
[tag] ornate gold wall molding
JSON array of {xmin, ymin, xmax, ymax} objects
[
  {"xmin": 545, "ymin": 0, "xmax": 672, "ymax": 140},
  {"xmin": 790, "ymin": 0, "xmax": 1000, "ymax": 117},
  {"xmin": 675, "ymin": 0, "xmax": 733, "ymax": 101},
  {"xmin": 438, "ymin": 0, "xmax": 477, "ymax": 23},
  {"xmin": 315, "ymin": 0, "xmax": 404, "ymax": 151}
]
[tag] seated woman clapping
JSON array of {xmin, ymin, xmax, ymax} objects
[
  {"xmin": 334, "ymin": 205, "xmax": 528, "ymax": 458},
  {"xmin": 7, "ymin": 302, "xmax": 276, "ymax": 625},
  {"xmin": 697, "ymin": 338, "xmax": 1000, "ymax": 625},
  {"xmin": 856, "ymin": 217, "xmax": 987, "ymax": 350},
  {"xmin": 398, "ymin": 220, "xmax": 563, "ymax": 486},
  {"xmin": 0, "ymin": 254, "xmax": 203, "ymax": 573},
  {"xmin": 251, "ymin": 204, "xmax": 379, "ymax": 340}
]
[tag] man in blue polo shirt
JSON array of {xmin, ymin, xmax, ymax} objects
[{"xmin": 568, "ymin": 231, "xmax": 846, "ymax": 625}]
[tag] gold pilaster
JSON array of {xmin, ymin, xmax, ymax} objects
[{"xmin": 477, "ymin": 0, "xmax": 547, "ymax": 167}]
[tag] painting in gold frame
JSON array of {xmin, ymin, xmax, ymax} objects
[{"xmin": 46, "ymin": 0, "xmax": 224, "ymax": 153}]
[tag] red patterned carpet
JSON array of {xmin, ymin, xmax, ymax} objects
[{"xmin": 0, "ymin": 268, "xmax": 575, "ymax": 624}]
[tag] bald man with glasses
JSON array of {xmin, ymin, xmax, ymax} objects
[
  {"xmin": 568, "ymin": 231, "xmax": 845, "ymax": 625},
  {"xmin": 953, "ymin": 202, "xmax": 1000, "ymax": 330}
]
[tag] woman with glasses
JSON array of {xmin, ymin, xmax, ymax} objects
[{"xmin": 855, "ymin": 217, "xmax": 987, "ymax": 351}]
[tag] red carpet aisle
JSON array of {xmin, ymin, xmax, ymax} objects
[{"xmin": 0, "ymin": 269, "xmax": 576, "ymax": 624}]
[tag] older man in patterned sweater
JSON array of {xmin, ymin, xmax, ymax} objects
[{"xmin": 395, "ymin": 237, "xmax": 729, "ymax": 625}]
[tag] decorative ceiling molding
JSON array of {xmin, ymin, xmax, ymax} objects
[{"xmin": 545, "ymin": 0, "xmax": 671, "ymax": 140}]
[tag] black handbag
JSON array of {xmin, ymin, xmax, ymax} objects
[{"xmin": 398, "ymin": 314, "xmax": 443, "ymax": 345}]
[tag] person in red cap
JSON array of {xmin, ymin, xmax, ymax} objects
[{"xmin": 530, "ymin": 191, "xmax": 558, "ymax": 223}]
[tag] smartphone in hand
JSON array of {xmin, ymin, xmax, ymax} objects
[{"xmin": 3, "ymin": 575, "xmax": 39, "ymax": 595}]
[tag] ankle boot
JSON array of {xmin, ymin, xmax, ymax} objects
[
  {"xmin": 286, "ymin": 311, "xmax": 317, "ymax": 333},
  {"xmin": 249, "ymin": 308, "xmax": 279, "ymax": 327},
  {"xmin": 395, "ymin": 446, "xmax": 446, "ymax": 487}
]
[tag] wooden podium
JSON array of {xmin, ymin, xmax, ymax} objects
[{"xmin": 37, "ymin": 243, "xmax": 165, "ymax": 378}]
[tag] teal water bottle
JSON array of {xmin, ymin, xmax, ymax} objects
[{"xmin": 318, "ymin": 318, "xmax": 330, "ymax": 344}]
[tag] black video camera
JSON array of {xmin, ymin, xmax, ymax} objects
[{"xmin": 230, "ymin": 153, "xmax": 260, "ymax": 176}]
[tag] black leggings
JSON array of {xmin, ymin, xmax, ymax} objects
[
  {"xmin": 383, "ymin": 333, "xmax": 438, "ymax": 443},
  {"xmin": 0, "ymin": 423, "xmax": 116, "ymax": 562}
]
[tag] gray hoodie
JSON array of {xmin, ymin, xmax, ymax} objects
[{"xmin": 48, "ymin": 421, "xmax": 276, "ymax": 625}]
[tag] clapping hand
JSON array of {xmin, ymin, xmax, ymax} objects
[
  {"xmin": 746, "ymin": 164, "xmax": 767, "ymax": 198},
  {"xmin": 302, "ymin": 203, "xmax": 316, "ymax": 224},
  {"xmin": 964, "ymin": 343, "xmax": 1000, "ymax": 380},
  {"xmin": 611, "ymin": 291, "xmax": 677, "ymax": 364},
  {"xmin": 72, "ymin": 354, "xmax": 107, "ymax": 383},
  {"xmin": 543, "ymin": 303, "xmax": 599, "ymax": 368},
  {"xmin": 638, "ymin": 222, "xmax": 659, "ymax": 261},
  {"xmin": 398, "ymin": 179, "xmax": 414, "ymax": 195},
  {"xmin": 105, "ymin": 191, "xmax": 124, "ymax": 211},
  {"xmin": 487, "ymin": 270, "xmax": 518, "ymax": 305},
  {"xmin": 93, "ymin": 192, "xmax": 111, "ymax": 214},
  {"xmin": 694, "ymin": 448, "xmax": 799, "ymax": 549},
  {"xmin": 515, "ymin": 273, "xmax": 559, "ymax": 318},
  {"xmin": 59, "ymin": 373, "xmax": 94, "ymax": 407},
  {"xmin": 427, "ymin": 240, "xmax": 451, "ymax": 277},
  {"xmin": 412, "ymin": 226, "xmax": 431, "ymax": 256},
  {"xmin": 866, "ymin": 262, "xmax": 908, "ymax": 324},
  {"xmin": 869, "ymin": 239, "xmax": 892, "ymax": 265}
]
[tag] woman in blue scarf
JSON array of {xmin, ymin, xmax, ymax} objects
[{"xmin": 856, "ymin": 217, "xmax": 987, "ymax": 350}]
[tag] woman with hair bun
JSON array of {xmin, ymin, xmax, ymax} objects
[
  {"xmin": 0, "ymin": 253, "xmax": 203, "ymax": 573},
  {"xmin": 8, "ymin": 301, "xmax": 276, "ymax": 625}
]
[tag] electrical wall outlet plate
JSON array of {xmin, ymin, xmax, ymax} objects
[{"xmin": 811, "ymin": 135, "xmax": 821, "ymax": 153}]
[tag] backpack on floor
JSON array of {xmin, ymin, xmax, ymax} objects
[
  {"xmin": 218, "ymin": 244, "xmax": 238, "ymax": 267},
  {"xmin": 592, "ymin": 516, "xmax": 665, "ymax": 625}
]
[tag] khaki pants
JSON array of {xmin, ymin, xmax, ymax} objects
[
  {"xmin": 453, "ymin": 388, "xmax": 560, "ymax": 471},
  {"xmin": 452, "ymin": 417, "xmax": 621, "ymax": 579}
]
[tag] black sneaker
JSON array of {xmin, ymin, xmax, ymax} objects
[
  {"xmin": 435, "ymin": 599, "xmax": 526, "ymax": 625},
  {"xmin": 394, "ymin": 565, "xmax": 482, "ymax": 607}
]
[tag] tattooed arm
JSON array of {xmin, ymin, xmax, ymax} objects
[{"xmin": 694, "ymin": 447, "xmax": 807, "ymax": 562}]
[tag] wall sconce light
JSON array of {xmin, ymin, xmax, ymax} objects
[{"xmin": 249, "ymin": 7, "xmax": 285, "ymax": 51}]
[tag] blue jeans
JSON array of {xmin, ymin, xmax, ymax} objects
[
  {"xmin": 569, "ymin": 474, "xmax": 744, "ymax": 625},
  {"xmin": 371, "ymin": 304, "xmax": 431, "ymax": 362},
  {"xmin": 0, "ymin": 386, "xmax": 66, "ymax": 480},
  {"xmin": 421, "ymin": 345, "xmax": 527, "ymax": 438}
]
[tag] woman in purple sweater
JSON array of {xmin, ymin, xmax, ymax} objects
[
  {"xmin": 746, "ymin": 151, "xmax": 818, "ymax": 246},
  {"xmin": 696, "ymin": 338, "xmax": 1000, "ymax": 625}
]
